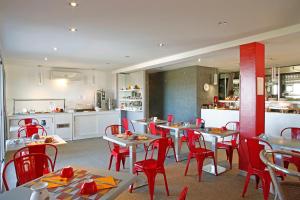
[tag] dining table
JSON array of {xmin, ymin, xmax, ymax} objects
[
  {"xmin": 157, "ymin": 123, "xmax": 199, "ymax": 161},
  {"xmin": 0, "ymin": 167, "xmax": 137, "ymax": 200},
  {"xmin": 131, "ymin": 118, "xmax": 168, "ymax": 127},
  {"xmin": 102, "ymin": 133, "xmax": 161, "ymax": 174},
  {"xmin": 193, "ymin": 127, "xmax": 239, "ymax": 175},
  {"xmin": 5, "ymin": 135, "xmax": 67, "ymax": 152},
  {"xmin": 259, "ymin": 134, "xmax": 300, "ymax": 166}
]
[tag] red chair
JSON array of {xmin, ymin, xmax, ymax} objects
[
  {"xmin": 167, "ymin": 114, "xmax": 174, "ymax": 123},
  {"xmin": 2, "ymin": 160, "xmax": 15, "ymax": 191},
  {"xmin": 122, "ymin": 118, "xmax": 135, "ymax": 132},
  {"xmin": 178, "ymin": 186, "xmax": 189, "ymax": 200},
  {"xmin": 105, "ymin": 125, "xmax": 129, "ymax": 172},
  {"xmin": 149, "ymin": 122, "xmax": 177, "ymax": 162},
  {"xmin": 18, "ymin": 118, "xmax": 39, "ymax": 127},
  {"xmin": 17, "ymin": 124, "xmax": 47, "ymax": 138},
  {"xmin": 281, "ymin": 127, "xmax": 300, "ymax": 172},
  {"xmin": 14, "ymin": 144, "xmax": 58, "ymax": 170},
  {"xmin": 184, "ymin": 129, "xmax": 218, "ymax": 181},
  {"xmin": 130, "ymin": 138, "xmax": 170, "ymax": 200},
  {"xmin": 217, "ymin": 121, "xmax": 240, "ymax": 169},
  {"xmin": 179, "ymin": 118, "xmax": 204, "ymax": 152},
  {"xmin": 241, "ymin": 137, "xmax": 284, "ymax": 200},
  {"xmin": 14, "ymin": 153, "xmax": 54, "ymax": 186}
]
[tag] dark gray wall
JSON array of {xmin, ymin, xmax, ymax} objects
[{"xmin": 149, "ymin": 66, "xmax": 198, "ymax": 122}]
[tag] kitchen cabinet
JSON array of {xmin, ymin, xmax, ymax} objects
[
  {"xmin": 73, "ymin": 114, "xmax": 98, "ymax": 140},
  {"xmin": 97, "ymin": 111, "xmax": 120, "ymax": 137},
  {"xmin": 54, "ymin": 113, "xmax": 73, "ymax": 140}
]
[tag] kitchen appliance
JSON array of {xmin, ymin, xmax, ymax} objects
[{"xmin": 95, "ymin": 89, "xmax": 106, "ymax": 110}]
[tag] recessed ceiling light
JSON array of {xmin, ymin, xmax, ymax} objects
[
  {"xmin": 218, "ymin": 21, "xmax": 228, "ymax": 26},
  {"xmin": 198, "ymin": 58, "xmax": 201, "ymax": 62},
  {"xmin": 159, "ymin": 42, "xmax": 166, "ymax": 47},
  {"xmin": 69, "ymin": 2, "xmax": 79, "ymax": 7},
  {"xmin": 44, "ymin": 57, "xmax": 48, "ymax": 61},
  {"xmin": 125, "ymin": 56, "xmax": 130, "ymax": 58},
  {"xmin": 106, "ymin": 62, "xmax": 111, "ymax": 65},
  {"xmin": 69, "ymin": 27, "xmax": 78, "ymax": 32},
  {"xmin": 53, "ymin": 47, "xmax": 58, "ymax": 51}
]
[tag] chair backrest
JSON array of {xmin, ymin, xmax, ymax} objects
[
  {"xmin": 148, "ymin": 122, "xmax": 160, "ymax": 136},
  {"xmin": 280, "ymin": 127, "xmax": 300, "ymax": 140},
  {"xmin": 167, "ymin": 114, "xmax": 174, "ymax": 123},
  {"xmin": 246, "ymin": 137, "xmax": 266, "ymax": 171},
  {"xmin": 122, "ymin": 118, "xmax": 135, "ymax": 132},
  {"xmin": 145, "ymin": 138, "xmax": 169, "ymax": 167},
  {"xmin": 17, "ymin": 124, "xmax": 47, "ymax": 138},
  {"xmin": 186, "ymin": 129, "xmax": 206, "ymax": 151},
  {"xmin": 13, "ymin": 144, "xmax": 58, "ymax": 168},
  {"xmin": 18, "ymin": 118, "xmax": 39, "ymax": 127},
  {"xmin": 105, "ymin": 125, "xmax": 124, "ymax": 152},
  {"xmin": 2, "ymin": 160, "xmax": 15, "ymax": 191},
  {"xmin": 195, "ymin": 118, "xmax": 205, "ymax": 128},
  {"xmin": 178, "ymin": 186, "xmax": 189, "ymax": 200},
  {"xmin": 225, "ymin": 121, "xmax": 240, "ymax": 142},
  {"xmin": 14, "ymin": 153, "xmax": 54, "ymax": 185}
]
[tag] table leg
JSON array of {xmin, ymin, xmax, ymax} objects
[
  {"xmin": 174, "ymin": 129, "xmax": 181, "ymax": 161},
  {"xmin": 202, "ymin": 136, "xmax": 227, "ymax": 175},
  {"xmin": 129, "ymin": 145, "xmax": 136, "ymax": 174}
]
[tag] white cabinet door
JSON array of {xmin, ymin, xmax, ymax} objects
[
  {"xmin": 97, "ymin": 112, "xmax": 120, "ymax": 137},
  {"xmin": 54, "ymin": 114, "xmax": 73, "ymax": 140},
  {"xmin": 74, "ymin": 114, "xmax": 98, "ymax": 139}
]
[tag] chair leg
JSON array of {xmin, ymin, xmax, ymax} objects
[
  {"xmin": 166, "ymin": 146, "xmax": 170, "ymax": 157},
  {"xmin": 184, "ymin": 154, "xmax": 192, "ymax": 176},
  {"xmin": 196, "ymin": 155, "xmax": 205, "ymax": 182},
  {"xmin": 261, "ymin": 176, "xmax": 271, "ymax": 200},
  {"xmin": 227, "ymin": 148, "xmax": 234, "ymax": 169},
  {"xmin": 108, "ymin": 155, "xmax": 113, "ymax": 170},
  {"xmin": 145, "ymin": 170, "xmax": 157, "ymax": 200},
  {"xmin": 122, "ymin": 157, "xmax": 126, "ymax": 169},
  {"xmin": 283, "ymin": 161, "xmax": 289, "ymax": 169},
  {"xmin": 116, "ymin": 155, "xmax": 121, "ymax": 172},
  {"xmin": 242, "ymin": 173, "xmax": 251, "ymax": 197},
  {"xmin": 212, "ymin": 156, "xmax": 218, "ymax": 176},
  {"xmin": 171, "ymin": 144, "xmax": 178, "ymax": 162},
  {"xmin": 162, "ymin": 170, "xmax": 170, "ymax": 196},
  {"xmin": 255, "ymin": 175, "xmax": 260, "ymax": 189}
]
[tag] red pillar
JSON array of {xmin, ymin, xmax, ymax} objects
[{"xmin": 239, "ymin": 42, "xmax": 265, "ymax": 171}]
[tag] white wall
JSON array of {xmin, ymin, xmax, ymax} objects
[{"xmin": 5, "ymin": 64, "xmax": 115, "ymax": 114}]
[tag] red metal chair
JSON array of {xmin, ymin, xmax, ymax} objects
[
  {"xmin": 280, "ymin": 127, "xmax": 300, "ymax": 172},
  {"xmin": 217, "ymin": 121, "xmax": 240, "ymax": 169},
  {"xmin": 178, "ymin": 186, "xmax": 189, "ymax": 200},
  {"xmin": 18, "ymin": 118, "xmax": 39, "ymax": 127},
  {"xmin": 105, "ymin": 125, "xmax": 129, "ymax": 172},
  {"xmin": 14, "ymin": 144, "xmax": 58, "ymax": 170},
  {"xmin": 167, "ymin": 114, "xmax": 174, "ymax": 123},
  {"xmin": 2, "ymin": 160, "xmax": 15, "ymax": 191},
  {"xmin": 179, "ymin": 118, "xmax": 204, "ymax": 152},
  {"xmin": 149, "ymin": 122, "xmax": 177, "ymax": 162},
  {"xmin": 184, "ymin": 129, "xmax": 218, "ymax": 181},
  {"xmin": 122, "ymin": 118, "xmax": 135, "ymax": 132},
  {"xmin": 14, "ymin": 153, "xmax": 54, "ymax": 186},
  {"xmin": 17, "ymin": 124, "xmax": 47, "ymax": 138},
  {"xmin": 242, "ymin": 137, "xmax": 285, "ymax": 200},
  {"xmin": 130, "ymin": 138, "xmax": 170, "ymax": 200}
]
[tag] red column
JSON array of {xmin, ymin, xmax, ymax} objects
[{"xmin": 239, "ymin": 42, "xmax": 265, "ymax": 171}]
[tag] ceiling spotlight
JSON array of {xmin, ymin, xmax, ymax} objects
[
  {"xmin": 125, "ymin": 56, "xmax": 130, "ymax": 58},
  {"xmin": 159, "ymin": 42, "xmax": 166, "ymax": 47},
  {"xmin": 198, "ymin": 58, "xmax": 201, "ymax": 62},
  {"xmin": 44, "ymin": 57, "xmax": 48, "ymax": 61},
  {"xmin": 69, "ymin": 2, "xmax": 78, "ymax": 7},
  {"xmin": 53, "ymin": 47, "xmax": 58, "ymax": 51},
  {"xmin": 69, "ymin": 27, "xmax": 78, "ymax": 32},
  {"xmin": 106, "ymin": 62, "xmax": 111, "ymax": 65},
  {"xmin": 218, "ymin": 21, "xmax": 228, "ymax": 26}
]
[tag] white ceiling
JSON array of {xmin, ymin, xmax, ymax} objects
[{"xmin": 0, "ymin": 0, "xmax": 300, "ymax": 70}]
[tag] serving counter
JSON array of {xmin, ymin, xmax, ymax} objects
[{"xmin": 201, "ymin": 108, "xmax": 300, "ymax": 137}]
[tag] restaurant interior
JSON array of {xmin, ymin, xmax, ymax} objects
[{"xmin": 0, "ymin": 0, "xmax": 300, "ymax": 200}]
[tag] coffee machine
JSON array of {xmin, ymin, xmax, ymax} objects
[{"xmin": 95, "ymin": 89, "xmax": 106, "ymax": 110}]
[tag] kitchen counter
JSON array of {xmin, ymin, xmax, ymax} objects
[
  {"xmin": 7, "ymin": 110, "xmax": 121, "ymax": 141},
  {"xmin": 201, "ymin": 109, "xmax": 300, "ymax": 137}
]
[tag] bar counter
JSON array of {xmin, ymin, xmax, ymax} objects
[{"xmin": 201, "ymin": 108, "xmax": 300, "ymax": 137}]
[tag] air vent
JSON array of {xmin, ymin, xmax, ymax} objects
[{"xmin": 50, "ymin": 70, "xmax": 82, "ymax": 81}]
